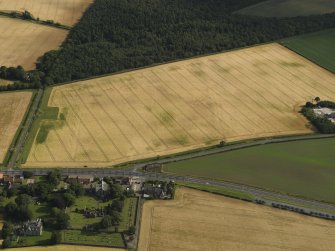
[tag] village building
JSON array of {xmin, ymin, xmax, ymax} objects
[
  {"xmin": 15, "ymin": 219, "xmax": 43, "ymax": 236},
  {"xmin": 3, "ymin": 175, "xmax": 15, "ymax": 184},
  {"xmin": 143, "ymin": 163, "xmax": 162, "ymax": 172},
  {"xmin": 94, "ymin": 179, "xmax": 110, "ymax": 199},
  {"xmin": 66, "ymin": 175, "xmax": 93, "ymax": 185},
  {"xmin": 142, "ymin": 186, "xmax": 166, "ymax": 199},
  {"xmin": 22, "ymin": 178, "xmax": 35, "ymax": 185}
]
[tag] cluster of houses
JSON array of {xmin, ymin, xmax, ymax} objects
[
  {"xmin": 0, "ymin": 172, "xmax": 175, "ymax": 201},
  {"xmin": 313, "ymin": 107, "xmax": 335, "ymax": 123},
  {"xmin": 0, "ymin": 173, "xmax": 34, "ymax": 188},
  {"xmin": 64, "ymin": 175, "xmax": 143, "ymax": 198}
]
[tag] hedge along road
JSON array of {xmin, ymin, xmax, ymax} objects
[
  {"xmin": 6, "ymin": 89, "xmax": 43, "ymax": 169},
  {"xmin": 130, "ymin": 133, "xmax": 335, "ymax": 170}
]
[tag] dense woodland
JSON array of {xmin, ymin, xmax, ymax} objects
[
  {"xmin": 36, "ymin": 0, "xmax": 335, "ymax": 84},
  {"xmin": 1, "ymin": 0, "xmax": 335, "ymax": 88}
]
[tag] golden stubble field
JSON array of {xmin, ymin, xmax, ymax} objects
[
  {"xmin": 0, "ymin": 0, "xmax": 92, "ymax": 26},
  {"xmin": 0, "ymin": 17, "xmax": 68, "ymax": 70},
  {"xmin": 25, "ymin": 43, "xmax": 335, "ymax": 167},
  {"xmin": 139, "ymin": 188, "xmax": 335, "ymax": 251},
  {"xmin": 6, "ymin": 245, "xmax": 124, "ymax": 251},
  {"xmin": 0, "ymin": 91, "xmax": 32, "ymax": 164}
]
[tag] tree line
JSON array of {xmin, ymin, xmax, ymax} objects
[
  {"xmin": 0, "ymin": 66, "xmax": 42, "ymax": 92},
  {"xmin": 302, "ymin": 100, "xmax": 335, "ymax": 134}
]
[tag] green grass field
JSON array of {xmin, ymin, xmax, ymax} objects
[
  {"xmin": 118, "ymin": 197, "xmax": 137, "ymax": 232},
  {"xmin": 281, "ymin": 29, "xmax": 335, "ymax": 73},
  {"xmin": 68, "ymin": 196, "xmax": 137, "ymax": 231},
  {"xmin": 165, "ymin": 138, "xmax": 335, "ymax": 203},
  {"xmin": 177, "ymin": 182, "xmax": 254, "ymax": 201},
  {"xmin": 237, "ymin": 0, "xmax": 335, "ymax": 17}
]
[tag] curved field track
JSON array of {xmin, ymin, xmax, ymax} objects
[
  {"xmin": 139, "ymin": 188, "xmax": 335, "ymax": 251},
  {"xmin": 8, "ymin": 245, "xmax": 125, "ymax": 251},
  {"xmin": 0, "ymin": 91, "xmax": 32, "ymax": 164},
  {"xmin": 0, "ymin": 17, "xmax": 67, "ymax": 70},
  {"xmin": 0, "ymin": 0, "xmax": 93, "ymax": 26},
  {"xmin": 25, "ymin": 43, "xmax": 335, "ymax": 168}
]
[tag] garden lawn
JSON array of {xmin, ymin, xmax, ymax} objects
[
  {"xmin": 68, "ymin": 196, "xmax": 110, "ymax": 229},
  {"xmin": 61, "ymin": 230, "xmax": 125, "ymax": 248},
  {"xmin": 118, "ymin": 198, "xmax": 137, "ymax": 231},
  {"xmin": 68, "ymin": 196, "xmax": 138, "ymax": 230},
  {"xmin": 10, "ymin": 230, "xmax": 52, "ymax": 247},
  {"xmin": 165, "ymin": 138, "xmax": 335, "ymax": 203}
]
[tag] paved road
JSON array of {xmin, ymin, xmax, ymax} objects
[
  {"xmin": 130, "ymin": 133, "xmax": 335, "ymax": 171},
  {"xmin": 4, "ymin": 87, "xmax": 335, "ymax": 217},
  {"xmin": 7, "ymin": 89, "xmax": 43, "ymax": 169},
  {"xmin": 4, "ymin": 168, "xmax": 335, "ymax": 214}
]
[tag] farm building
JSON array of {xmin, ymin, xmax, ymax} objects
[
  {"xmin": 143, "ymin": 163, "xmax": 162, "ymax": 172},
  {"xmin": 142, "ymin": 187, "xmax": 166, "ymax": 199},
  {"xmin": 313, "ymin": 108, "xmax": 335, "ymax": 123},
  {"xmin": 94, "ymin": 179, "xmax": 110, "ymax": 199}
]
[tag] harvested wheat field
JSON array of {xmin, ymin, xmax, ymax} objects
[
  {"xmin": 0, "ymin": 17, "xmax": 67, "ymax": 70},
  {"xmin": 0, "ymin": 91, "xmax": 32, "ymax": 164},
  {"xmin": 139, "ymin": 188, "xmax": 335, "ymax": 251},
  {"xmin": 25, "ymin": 43, "xmax": 335, "ymax": 167},
  {"xmin": 9, "ymin": 245, "xmax": 124, "ymax": 251},
  {"xmin": 0, "ymin": 0, "xmax": 92, "ymax": 26}
]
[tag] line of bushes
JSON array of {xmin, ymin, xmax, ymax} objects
[
  {"xmin": 0, "ymin": 65, "xmax": 45, "ymax": 92},
  {"xmin": 0, "ymin": 10, "xmax": 70, "ymax": 30}
]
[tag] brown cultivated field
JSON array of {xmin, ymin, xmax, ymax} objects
[
  {"xmin": 0, "ymin": 17, "xmax": 67, "ymax": 70},
  {"xmin": 139, "ymin": 188, "xmax": 335, "ymax": 251},
  {"xmin": 25, "ymin": 43, "xmax": 335, "ymax": 167},
  {"xmin": 0, "ymin": 0, "xmax": 92, "ymax": 26},
  {"xmin": 0, "ymin": 91, "xmax": 32, "ymax": 164},
  {"xmin": 9, "ymin": 245, "xmax": 124, "ymax": 251}
]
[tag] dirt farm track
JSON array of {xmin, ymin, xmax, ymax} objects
[
  {"xmin": 0, "ymin": 91, "xmax": 32, "ymax": 164},
  {"xmin": 0, "ymin": 0, "xmax": 93, "ymax": 26},
  {"xmin": 138, "ymin": 188, "xmax": 335, "ymax": 251},
  {"xmin": 0, "ymin": 17, "xmax": 67, "ymax": 70},
  {"xmin": 25, "ymin": 43, "xmax": 335, "ymax": 167}
]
